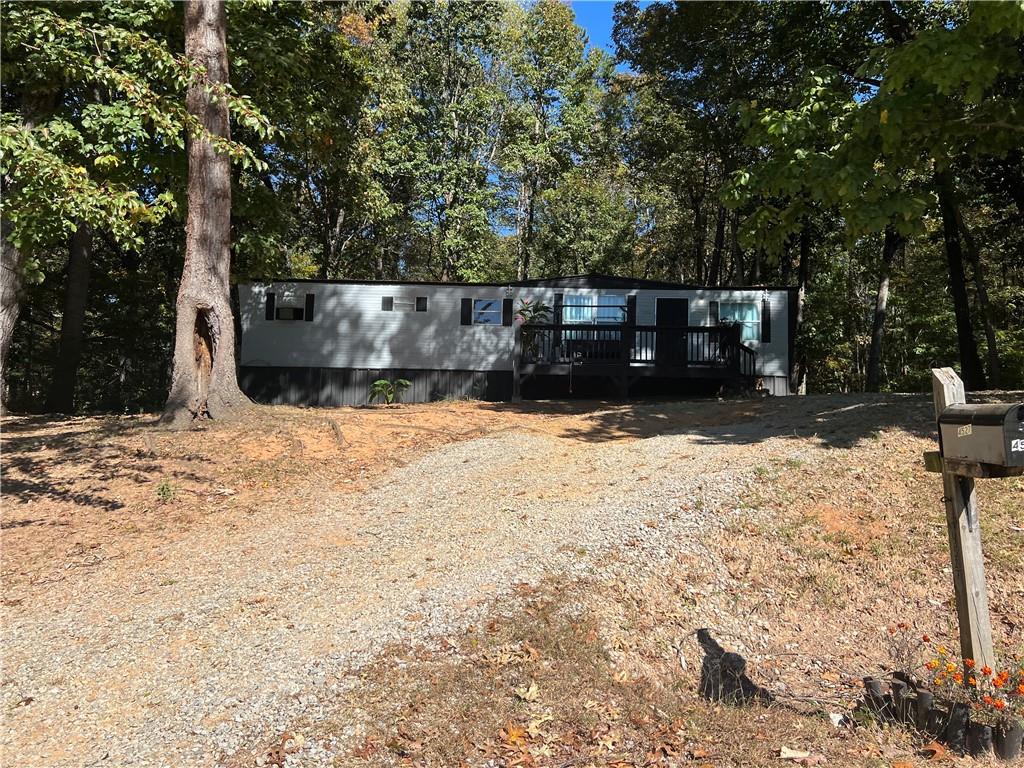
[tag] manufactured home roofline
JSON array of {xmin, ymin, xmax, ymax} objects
[{"xmin": 240, "ymin": 272, "xmax": 797, "ymax": 293}]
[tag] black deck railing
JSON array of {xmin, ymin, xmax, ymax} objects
[{"xmin": 519, "ymin": 323, "xmax": 756, "ymax": 379}]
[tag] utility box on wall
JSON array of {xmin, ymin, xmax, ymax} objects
[{"xmin": 938, "ymin": 403, "xmax": 1024, "ymax": 468}]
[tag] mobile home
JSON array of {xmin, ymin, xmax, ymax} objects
[{"xmin": 238, "ymin": 274, "xmax": 797, "ymax": 405}]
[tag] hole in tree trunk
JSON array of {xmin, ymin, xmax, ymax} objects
[{"xmin": 193, "ymin": 309, "xmax": 214, "ymax": 418}]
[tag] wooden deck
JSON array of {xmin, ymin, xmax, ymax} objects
[{"xmin": 512, "ymin": 322, "xmax": 757, "ymax": 400}]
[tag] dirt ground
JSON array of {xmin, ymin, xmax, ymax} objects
[
  {"xmin": 0, "ymin": 398, "xmax": 771, "ymax": 591},
  {"xmin": 2, "ymin": 395, "xmax": 1022, "ymax": 767}
]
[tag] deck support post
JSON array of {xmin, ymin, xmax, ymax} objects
[
  {"xmin": 512, "ymin": 321, "xmax": 523, "ymax": 402},
  {"xmin": 619, "ymin": 297, "xmax": 636, "ymax": 400},
  {"xmin": 931, "ymin": 367, "xmax": 995, "ymax": 672}
]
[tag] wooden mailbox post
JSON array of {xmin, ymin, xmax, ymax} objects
[
  {"xmin": 927, "ymin": 368, "xmax": 997, "ymax": 672},
  {"xmin": 925, "ymin": 367, "xmax": 1024, "ymax": 672}
]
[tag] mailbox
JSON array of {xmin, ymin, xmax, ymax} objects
[{"xmin": 938, "ymin": 403, "xmax": 1024, "ymax": 468}]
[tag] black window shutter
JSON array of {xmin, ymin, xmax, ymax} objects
[
  {"xmin": 416, "ymin": 296, "xmax": 428, "ymax": 312},
  {"xmin": 460, "ymin": 298, "xmax": 472, "ymax": 325},
  {"xmin": 553, "ymin": 293, "xmax": 564, "ymax": 323},
  {"xmin": 382, "ymin": 296, "xmax": 394, "ymax": 311},
  {"xmin": 760, "ymin": 298, "xmax": 771, "ymax": 342},
  {"xmin": 625, "ymin": 295, "xmax": 637, "ymax": 325},
  {"xmin": 502, "ymin": 298, "xmax": 514, "ymax": 326},
  {"xmin": 304, "ymin": 293, "xmax": 315, "ymax": 322},
  {"xmin": 709, "ymin": 300, "xmax": 719, "ymax": 325},
  {"xmin": 265, "ymin": 292, "xmax": 276, "ymax": 321}
]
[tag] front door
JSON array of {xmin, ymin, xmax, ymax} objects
[{"xmin": 655, "ymin": 298, "xmax": 689, "ymax": 365}]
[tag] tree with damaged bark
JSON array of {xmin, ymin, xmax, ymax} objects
[
  {"xmin": 0, "ymin": 1, "xmax": 269, "ymax": 413},
  {"xmin": 161, "ymin": 0, "xmax": 256, "ymax": 427}
]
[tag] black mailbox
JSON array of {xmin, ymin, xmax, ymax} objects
[{"xmin": 938, "ymin": 403, "xmax": 1024, "ymax": 468}]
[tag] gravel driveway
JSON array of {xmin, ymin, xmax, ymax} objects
[{"xmin": 1, "ymin": 398, "xmax": 881, "ymax": 767}]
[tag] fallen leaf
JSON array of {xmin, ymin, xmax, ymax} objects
[
  {"xmin": 780, "ymin": 746, "xmax": 811, "ymax": 760},
  {"xmin": 515, "ymin": 681, "xmax": 540, "ymax": 702},
  {"xmin": 920, "ymin": 741, "xmax": 950, "ymax": 761},
  {"xmin": 503, "ymin": 723, "xmax": 528, "ymax": 748}
]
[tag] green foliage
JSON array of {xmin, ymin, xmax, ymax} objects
[
  {"xmin": 368, "ymin": 378, "xmax": 411, "ymax": 405},
  {"xmin": 156, "ymin": 480, "xmax": 176, "ymax": 504},
  {"xmin": 515, "ymin": 298, "xmax": 551, "ymax": 325},
  {"xmin": 0, "ymin": 1, "xmax": 273, "ymax": 266}
]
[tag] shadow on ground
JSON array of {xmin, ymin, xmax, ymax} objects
[
  {"xmin": 0, "ymin": 414, "xmax": 199, "ymax": 509},
  {"xmin": 481, "ymin": 393, "xmax": 947, "ymax": 449}
]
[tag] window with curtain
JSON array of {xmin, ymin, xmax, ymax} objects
[
  {"xmin": 719, "ymin": 301, "xmax": 760, "ymax": 342},
  {"xmin": 563, "ymin": 294, "xmax": 626, "ymax": 324}
]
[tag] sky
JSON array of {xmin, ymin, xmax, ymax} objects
[{"xmin": 570, "ymin": 1, "xmax": 619, "ymax": 58}]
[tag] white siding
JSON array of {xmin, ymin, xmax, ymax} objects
[{"xmin": 239, "ymin": 282, "xmax": 791, "ymax": 378}]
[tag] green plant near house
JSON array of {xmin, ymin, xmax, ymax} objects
[
  {"xmin": 369, "ymin": 378, "xmax": 411, "ymax": 405},
  {"xmin": 516, "ymin": 298, "xmax": 552, "ymax": 325},
  {"xmin": 517, "ymin": 298, "xmax": 552, "ymax": 361}
]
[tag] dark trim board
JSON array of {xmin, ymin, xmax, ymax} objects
[
  {"xmin": 245, "ymin": 272, "xmax": 798, "ymax": 293},
  {"xmin": 240, "ymin": 366, "xmax": 513, "ymax": 407}
]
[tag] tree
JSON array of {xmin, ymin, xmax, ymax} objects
[
  {"xmin": 161, "ymin": 0, "xmax": 251, "ymax": 427},
  {"xmin": 726, "ymin": 1, "xmax": 1023, "ymax": 389},
  {"xmin": 500, "ymin": 0, "xmax": 599, "ymax": 279},
  {"xmin": 0, "ymin": 1, "xmax": 269, "ymax": 412}
]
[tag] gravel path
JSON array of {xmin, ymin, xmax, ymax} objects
[{"xmin": 2, "ymin": 402, "xmax": 855, "ymax": 767}]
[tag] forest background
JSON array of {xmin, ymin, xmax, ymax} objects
[{"xmin": 3, "ymin": 0, "xmax": 1022, "ymax": 414}]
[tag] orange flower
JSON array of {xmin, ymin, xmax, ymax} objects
[
  {"xmin": 926, "ymin": 660, "xmax": 939, "ymax": 671},
  {"xmin": 993, "ymin": 678, "xmax": 1003, "ymax": 689},
  {"xmin": 983, "ymin": 694, "xmax": 994, "ymax": 704},
  {"xmin": 981, "ymin": 666, "xmax": 993, "ymax": 676},
  {"xmin": 965, "ymin": 659, "xmax": 975, "ymax": 669},
  {"xmin": 945, "ymin": 662, "xmax": 957, "ymax": 673},
  {"xmin": 953, "ymin": 672, "xmax": 963, "ymax": 684},
  {"xmin": 1016, "ymin": 683, "xmax": 1024, "ymax": 696},
  {"xmin": 993, "ymin": 699, "xmax": 1006, "ymax": 710},
  {"xmin": 968, "ymin": 676, "xmax": 977, "ymax": 686}
]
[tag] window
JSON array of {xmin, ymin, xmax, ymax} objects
[
  {"xmin": 383, "ymin": 296, "xmax": 425, "ymax": 312},
  {"xmin": 719, "ymin": 301, "xmax": 760, "ymax": 342},
  {"xmin": 473, "ymin": 299, "xmax": 502, "ymax": 324},
  {"xmin": 563, "ymin": 294, "xmax": 626, "ymax": 324}
]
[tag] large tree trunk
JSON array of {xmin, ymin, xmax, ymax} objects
[
  {"xmin": 789, "ymin": 226, "xmax": 810, "ymax": 394},
  {"xmin": 161, "ymin": 0, "xmax": 249, "ymax": 428},
  {"xmin": 0, "ymin": 94, "xmax": 53, "ymax": 413},
  {"xmin": 865, "ymin": 226, "xmax": 900, "ymax": 393},
  {"xmin": 956, "ymin": 210, "xmax": 1000, "ymax": 388},
  {"xmin": 46, "ymin": 223, "xmax": 92, "ymax": 412},
  {"xmin": 935, "ymin": 169, "xmax": 986, "ymax": 391},
  {"xmin": 0, "ymin": 218, "xmax": 22, "ymax": 413}
]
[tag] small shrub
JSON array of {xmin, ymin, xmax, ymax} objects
[
  {"xmin": 369, "ymin": 378, "xmax": 411, "ymax": 405},
  {"xmin": 156, "ymin": 480, "xmax": 176, "ymax": 504}
]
